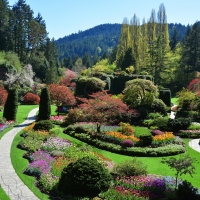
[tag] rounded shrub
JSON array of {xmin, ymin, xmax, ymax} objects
[
  {"xmin": 121, "ymin": 139, "xmax": 134, "ymax": 147},
  {"xmin": 33, "ymin": 120, "xmax": 54, "ymax": 131},
  {"xmin": 49, "ymin": 127, "xmax": 62, "ymax": 136},
  {"xmin": 139, "ymin": 133, "xmax": 153, "ymax": 146},
  {"xmin": 23, "ymin": 92, "xmax": 40, "ymax": 104},
  {"xmin": 112, "ymin": 158, "xmax": 147, "ymax": 177},
  {"xmin": 151, "ymin": 129, "xmax": 164, "ymax": 136},
  {"xmin": 58, "ymin": 156, "xmax": 112, "ymax": 197},
  {"xmin": 151, "ymin": 98, "xmax": 167, "ymax": 115}
]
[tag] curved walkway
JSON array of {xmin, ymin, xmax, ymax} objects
[
  {"xmin": 189, "ymin": 139, "xmax": 200, "ymax": 153},
  {"xmin": 0, "ymin": 107, "xmax": 39, "ymax": 200}
]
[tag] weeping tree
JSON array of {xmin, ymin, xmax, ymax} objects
[
  {"xmin": 37, "ymin": 87, "xmax": 51, "ymax": 121},
  {"xmin": 3, "ymin": 88, "xmax": 18, "ymax": 121}
]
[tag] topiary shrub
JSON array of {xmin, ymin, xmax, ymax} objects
[
  {"xmin": 23, "ymin": 92, "xmax": 40, "ymax": 104},
  {"xmin": 37, "ymin": 87, "xmax": 51, "ymax": 121},
  {"xmin": 3, "ymin": 88, "xmax": 18, "ymax": 121},
  {"xmin": 121, "ymin": 139, "xmax": 134, "ymax": 148},
  {"xmin": 112, "ymin": 158, "xmax": 147, "ymax": 177},
  {"xmin": 139, "ymin": 133, "xmax": 153, "ymax": 146},
  {"xmin": 151, "ymin": 98, "xmax": 167, "ymax": 115},
  {"xmin": 176, "ymin": 180, "xmax": 198, "ymax": 200},
  {"xmin": 58, "ymin": 156, "xmax": 112, "ymax": 197},
  {"xmin": 152, "ymin": 116, "xmax": 169, "ymax": 131},
  {"xmin": 168, "ymin": 118, "xmax": 191, "ymax": 132},
  {"xmin": 33, "ymin": 120, "xmax": 54, "ymax": 131}
]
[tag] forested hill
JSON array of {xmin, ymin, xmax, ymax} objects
[{"xmin": 56, "ymin": 23, "xmax": 188, "ymax": 60}]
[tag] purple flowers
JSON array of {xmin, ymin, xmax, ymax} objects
[
  {"xmin": 25, "ymin": 150, "xmax": 55, "ymax": 176},
  {"xmin": 121, "ymin": 139, "xmax": 134, "ymax": 147},
  {"xmin": 151, "ymin": 130, "xmax": 164, "ymax": 136}
]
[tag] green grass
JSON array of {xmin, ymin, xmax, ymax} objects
[
  {"xmin": 0, "ymin": 186, "xmax": 10, "ymax": 200},
  {"xmin": 60, "ymin": 131, "xmax": 200, "ymax": 189},
  {"xmin": 171, "ymin": 97, "xmax": 179, "ymax": 105}
]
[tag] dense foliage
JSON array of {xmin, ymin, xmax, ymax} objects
[
  {"xmin": 3, "ymin": 88, "xmax": 18, "ymax": 120},
  {"xmin": 58, "ymin": 156, "xmax": 112, "ymax": 197},
  {"xmin": 23, "ymin": 92, "xmax": 40, "ymax": 105},
  {"xmin": 38, "ymin": 87, "xmax": 51, "ymax": 120}
]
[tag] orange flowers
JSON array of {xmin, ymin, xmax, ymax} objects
[
  {"xmin": 105, "ymin": 131, "xmax": 140, "ymax": 142},
  {"xmin": 23, "ymin": 122, "xmax": 35, "ymax": 132},
  {"xmin": 153, "ymin": 132, "xmax": 175, "ymax": 142}
]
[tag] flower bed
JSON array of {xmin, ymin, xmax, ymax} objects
[
  {"xmin": 178, "ymin": 130, "xmax": 200, "ymax": 138},
  {"xmin": 0, "ymin": 120, "xmax": 16, "ymax": 133}
]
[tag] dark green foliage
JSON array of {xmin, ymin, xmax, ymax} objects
[
  {"xmin": 176, "ymin": 180, "xmax": 198, "ymax": 200},
  {"xmin": 3, "ymin": 88, "xmax": 18, "ymax": 120},
  {"xmin": 139, "ymin": 133, "xmax": 153, "ymax": 146},
  {"xmin": 75, "ymin": 77, "xmax": 106, "ymax": 96},
  {"xmin": 37, "ymin": 87, "xmax": 51, "ymax": 121},
  {"xmin": 151, "ymin": 98, "xmax": 167, "ymax": 115},
  {"xmin": 58, "ymin": 156, "xmax": 112, "ymax": 197},
  {"xmin": 159, "ymin": 89, "xmax": 171, "ymax": 107},
  {"xmin": 33, "ymin": 120, "xmax": 54, "ymax": 131},
  {"xmin": 110, "ymin": 74, "xmax": 153, "ymax": 95},
  {"xmin": 153, "ymin": 116, "xmax": 169, "ymax": 131},
  {"xmin": 112, "ymin": 158, "xmax": 147, "ymax": 177},
  {"xmin": 168, "ymin": 118, "xmax": 191, "ymax": 132}
]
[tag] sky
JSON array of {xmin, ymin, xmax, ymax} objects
[{"xmin": 8, "ymin": 0, "xmax": 200, "ymax": 40}]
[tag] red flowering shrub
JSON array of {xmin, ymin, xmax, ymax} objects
[
  {"xmin": 23, "ymin": 92, "xmax": 40, "ymax": 104},
  {"xmin": 66, "ymin": 91, "xmax": 139, "ymax": 126},
  {"xmin": 0, "ymin": 86, "xmax": 8, "ymax": 106},
  {"xmin": 188, "ymin": 78, "xmax": 200, "ymax": 92},
  {"xmin": 49, "ymin": 84, "xmax": 76, "ymax": 106}
]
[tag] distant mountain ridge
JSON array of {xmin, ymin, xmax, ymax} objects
[{"xmin": 56, "ymin": 23, "xmax": 188, "ymax": 60}]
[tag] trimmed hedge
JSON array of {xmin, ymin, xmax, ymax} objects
[{"xmin": 63, "ymin": 130, "xmax": 185, "ymax": 157}]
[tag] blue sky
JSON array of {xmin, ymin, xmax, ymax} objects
[{"xmin": 8, "ymin": 0, "xmax": 200, "ymax": 40}]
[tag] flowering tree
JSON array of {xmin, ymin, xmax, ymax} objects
[
  {"xmin": 60, "ymin": 69, "xmax": 77, "ymax": 89},
  {"xmin": 49, "ymin": 84, "xmax": 76, "ymax": 106},
  {"xmin": 0, "ymin": 86, "xmax": 8, "ymax": 106},
  {"xmin": 67, "ymin": 91, "xmax": 139, "ymax": 132},
  {"xmin": 188, "ymin": 78, "xmax": 200, "ymax": 93},
  {"xmin": 4, "ymin": 64, "xmax": 35, "ymax": 88}
]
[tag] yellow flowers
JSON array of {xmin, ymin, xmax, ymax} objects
[{"xmin": 23, "ymin": 122, "xmax": 35, "ymax": 132}]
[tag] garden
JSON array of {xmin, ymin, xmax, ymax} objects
[{"xmin": 1, "ymin": 77, "xmax": 200, "ymax": 200}]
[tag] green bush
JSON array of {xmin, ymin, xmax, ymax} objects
[
  {"xmin": 139, "ymin": 133, "xmax": 153, "ymax": 146},
  {"xmin": 176, "ymin": 180, "xmax": 198, "ymax": 200},
  {"xmin": 147, "ymin": 112, "xmax": 164, "ymax": 119},
  {"xmin": 37, "ymin": 87, "xmax": 51, "ymax": 121},
  {"xmin": 151, "ymin": 98, "xmax": 167, "ymax": 115},
  {"xmin": 112, "ymin": 158, "xmax": 147, "ymax": 177},
  {"xmin": 3, "ymin": 88, "xmax": 18, "ymax": 120},
  {"xmin": 168, "ymin": 118, "xmax": 191, "ymax": 132},
  {"xmin": 153, "ymin": 116, "xmax": 169, "ymax": 131},
  {"xmin": 58, "ymin": 156, "xmax": 112, "ymax": 197},
  {"xmin": 33, "ymin": 120, "xmax": 54, "ymax": 131},
  {"xmin": 49, "ymin": 127, "xmax": 62, "ymax": 136}
]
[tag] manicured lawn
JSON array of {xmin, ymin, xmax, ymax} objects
[
  {"xmin": 171, "ymin": 97, "xmax": 179, "ymax": 105},
  {"xmin": 60, "ymin": 131, "xmax": 200, "ymax": 189},
  {"xmin": 0, "ymin": 186, "xmax": 10, "ymax": 200}
]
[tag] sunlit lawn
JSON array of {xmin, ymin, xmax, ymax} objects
[{"xmin": 171, "ymin": 97, "xmax": 179, "ymax": 105}]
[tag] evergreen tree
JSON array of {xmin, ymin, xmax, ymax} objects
[
  {"xmin": 0, "ymin": 0, "xmax": 10, "ymax": 51},
  {"xmin": 82, "ymin": 52, "xmax": 91, "ymax": 68},
  {"xmin": 170, "ymin": 26, "xmax": 179, "ymax": 50},
  {"xmin": 3, "ymin": 88, "xmax": 18, "ymax": 120},
  {"xmin": 38, "ymin": 87, "xmax": 51, "ymax": 121},
  {"xmin": 62, "ymin": 56, "xmax": 73, "ymax": 69}
]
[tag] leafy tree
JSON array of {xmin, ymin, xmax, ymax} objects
[
  {"xmin": 67, "ymin": 91, "xmax": 138, "ymax": 132},
  {"xmin": 0, "ymin": 86, "xmax": 8, "ymax": 106},
  {"xmin": 49, "ymin": 83, "xmax": 76, "ymax": 107},
  {"xmin": 161, "ymin": 155, "xmax": 197, "ymax": 188},
  {"xmin": 3, "ymin": 88, "xmax": 18, "ymax": 120},
  {"xmin": 123, "ymin": 79, "xmax": 158, "ymax": 108},
  {"xmin": 59, "ymin": 68, "xmax": 77, "ymax": 87},
  {"xmin": 37, "ymin": 87, "xmax": 51, "ymax": 121}
]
